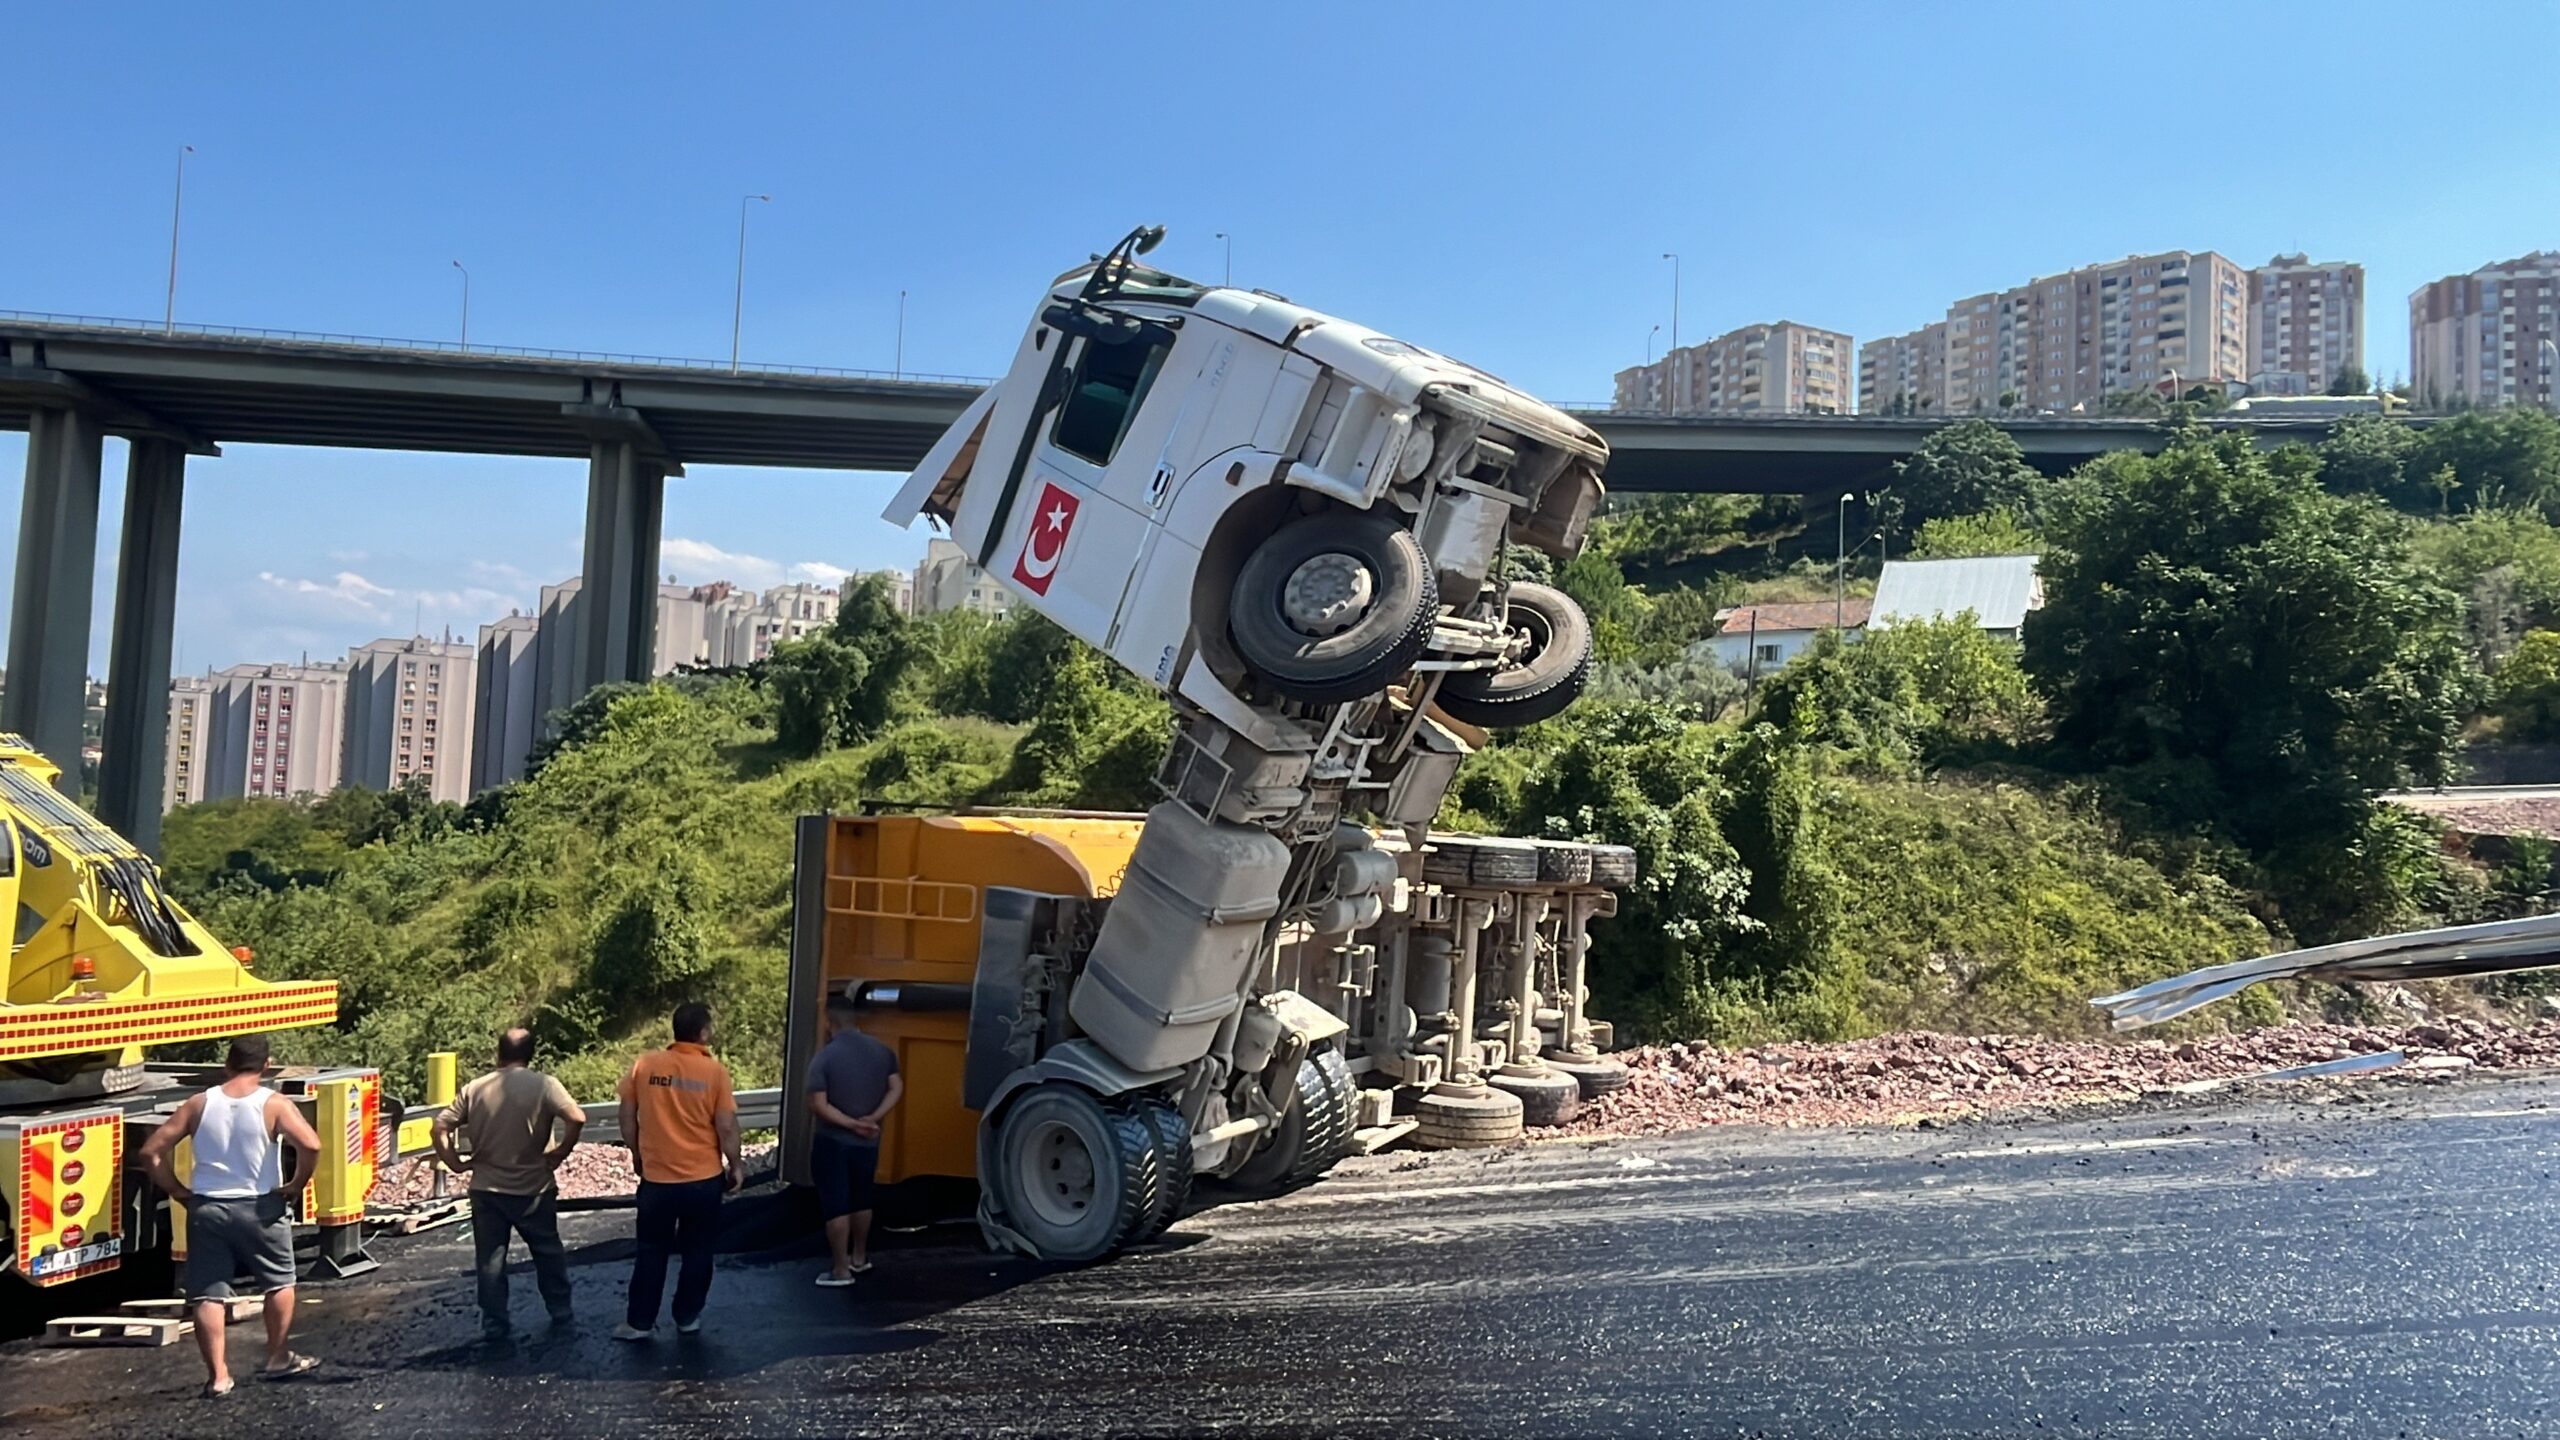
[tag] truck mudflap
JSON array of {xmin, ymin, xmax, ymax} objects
[{"xmin": 2, "ymin": 1107, "xmax": 124, "ymax": 1286}]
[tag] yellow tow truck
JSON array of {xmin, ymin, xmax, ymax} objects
[{"xmin": 0, "ymin": 734, "xmax": 368, "ymax": 1289}]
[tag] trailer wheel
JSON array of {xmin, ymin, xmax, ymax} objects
[
  {"xmin": 1230, "ymin": 1049, "xmax": 1356, "ymax": 1192},
  {"xmin": 990, "ymin": 1084, "xmax": 1161, "ymax": 1263},
  {"xmin": 1413, "ymin": 1088, "xmax": 1524, "ymax": 1149},
  {"xmin": 1491, "ymin": 1069, "xmax": 1581, "ymax": 1127},
  {"xmin": 1545, "ymin": 1056, "xmax": 1632, "ymax": 1099},
  {"xmin": 1228, "ymin": 513, "xmax": 1439, "ymax": 705},
  {"xmin": 1127, "ymin": 1097, "xmax": 1194, "ymax": 1243},
  {"xmin": 1436, "ymin": 583, "xmax": 1591, "ymax": 728}
]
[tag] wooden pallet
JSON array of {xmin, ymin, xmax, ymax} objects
[
  {"xmin": 45, "ymin": 1315, "xmax": 188, "ymax": 1347},
  {"xmin": 371, "ymin": 1198, "xmax": 470, "ymax": 1235},
  {"xmin": 121, "ymin": 1296, "xmax": 262, "ymax": 1322}
]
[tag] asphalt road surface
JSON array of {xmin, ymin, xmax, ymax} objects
[{"xmin": 13, "ymin": 1074, "xmax": 2560, "ymax": 1438}]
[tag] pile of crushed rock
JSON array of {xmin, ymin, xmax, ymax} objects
[{"xmin": 1564, "ymin": 1016, "xmax": 2560, "ymax": 1138}]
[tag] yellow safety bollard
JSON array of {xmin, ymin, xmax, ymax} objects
[
  {"xmin": 426, "ymin": 1052, "xmax": 457, "ymax": 1109},
  {"xmin": 168, "ymin": 1136, "xmax": 192, "ymax": 1266}
]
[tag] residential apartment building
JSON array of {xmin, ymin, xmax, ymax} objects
[
  {"xmin": 200, "ymin": 661, "xmax": 348, "ymax": 802},
  {"xmin": 343, "ymin": 636, "xmax": 477, "ymax": 804},
  {"xmin": 1857, "ymin": 321, "xmax": 1947, "ymax": 414},
  {"xmin": 2411, "ymin": 251, "xmax": 2560, "ymax": 411},
  {"xmin": 1612, "ymin": 321, "xmax": 1855, "ymax": 415},
  {"xmin": 2247, "ymin": 254, "xmax": 2364, "ymax": 396},
  {"xmin": 1855, "ymin": 251, "xmax": 2254, "ymax": 413},
  {"xmin": 915, "ymin": 537, "xmax": 1017, "ymax": 617},
  {"xmin": 471, "ymin": 614, "xmax": 541, "ymax": 794},
  {"xmin": 163, "ymin": 675, "xmax": 212, "ymax": 808}
]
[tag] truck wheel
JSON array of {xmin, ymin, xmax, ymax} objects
[
  {"xmin": 1589, "ymin": 844, "xmax": 1638, "ymax": 888},
  {"xmin": 1491, "ymin": 1068, "xmax": 1581, "ymax": 1127},
  {"xmin": 1436, "ymin": 582, "xmax": 1591, "ymax": 728},
  {"xmin": 1228, "ymin": 513, "xmax": 1439, "ymax": 705},
  {"xmin": 990, "ymin": 1084, "xmax": 1162, "ymax": 1263},
  {"xmin": 1127, "ymin": 1097, "xmax": 1194, "ymax": 1242},
  {"xmin": 1546, "ymin": 1056, "xmax": 1632, "ymax": 1099},
  {"xmin": 1413, "ymin": 1088, "xmax": 1524, "ymax": 1149},
  {"xmin": 1230, "ymin": 1049, "xmax": 1356, "ymax": 1191}
]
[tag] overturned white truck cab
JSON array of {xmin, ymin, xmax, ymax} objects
[{"xmin": 884, "ymin": 227, "xmax": 1611, "ymax": 1261}]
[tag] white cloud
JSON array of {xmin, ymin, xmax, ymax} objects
[
  {"xmin": 257, "ymin": 570, "xmax": 397, "ymax": 615},
  {"xmin": 662, "ymin": 537, "xmax": 860, "ymax": 592}
]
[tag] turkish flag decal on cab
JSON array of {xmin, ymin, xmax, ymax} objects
[{"xmin": 1012, "ymin": 482, "xmax": 1080, "ymax": 596}]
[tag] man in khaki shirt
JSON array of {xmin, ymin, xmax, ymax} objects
[{"xmin": 434, "ymin": 1028, "xmax": 586, "ymax": 1340}]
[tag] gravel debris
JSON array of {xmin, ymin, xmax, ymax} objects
[
  {"xmin": 1563, "ymin": 1017, "xmax": 2560, "ymax": 1138},
  {"xmin": 372, "ymin": 1140, "xmax": 779, "ymax": 1207}
]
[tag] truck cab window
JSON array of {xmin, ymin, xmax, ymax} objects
[{"xmin": 1051, "ymin": 336, "xmax": 1170, "ymax": 466}]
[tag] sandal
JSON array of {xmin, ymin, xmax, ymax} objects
[
  {"xmin": 203, "ymin": 1380, "xmax": 236, "ymax": 1400},
  {"xmin": 814, "ymin": 1271, "xmax": 856, "ymax": 1288},
  {"xmin": 259, "ymin": 1353, "xmax": 321, "ymax": 1380}
]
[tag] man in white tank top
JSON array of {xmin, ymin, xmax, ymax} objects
[{"xmin": 141, "ymin": 1034, "xmax": 326, "ymax": 1398}]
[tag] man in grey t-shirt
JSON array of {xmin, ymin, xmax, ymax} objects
[{"xmin": 805, "ymin": 992, "xmax": 902, "ymax": 1286}]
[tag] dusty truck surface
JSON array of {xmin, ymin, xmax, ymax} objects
[
  {"xmin": 0, "ymin": 734, "xmax": 381, "ymax": 1294},
  {"xmin": 856, "ymin": 227, "xmax": 1618, "ymax": 1262}
]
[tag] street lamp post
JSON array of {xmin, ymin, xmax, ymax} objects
[
  {"xmin": 164, "ymin": 144, "xmax": 194, "ymax": 334},
  {"xmin": 731, "ymin": 193, "xmax": 770, "ymax": 374},
  {"xmin": 1660, "ymin": 252, "xmax": 1680, "ymax": 355},
  {"xmin": 1646, "ymin": 323, "xmax": 1661, "ymax": 366},
  {"xmin": 896, "ymin": 289, "xmax": 907, "ymax": 379},
  {"xmin": 1836, "ymin": 493, "xmax": 1849, "ymax": 631},
  {"xmin": 451, "ymin": 260, "xmax": 469, "ymax": 351},
  {"xmin": 1214, "ymin": 231, "xmax": 1232, "ymax": 286}
]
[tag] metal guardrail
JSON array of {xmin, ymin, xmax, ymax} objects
[
  {"xmin": 0, "ymin": 308, "xmax": 995, "ymax": 388},
  {"xmin": 553, "ymin": 1086, "xmax": 786, "ymax": 1146}
]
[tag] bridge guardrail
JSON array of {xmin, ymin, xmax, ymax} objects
[
  {"xmin": 0, "ymin": 309, "xmax": 994, "ymax": 387},
  {"xmin": 563, "ymin": 1086, "xmax": 786, "ymax": 1146}
]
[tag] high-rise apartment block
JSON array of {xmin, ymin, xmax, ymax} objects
[
  {"xmin": 2411, "ymin": 252, "xmax": 2560, "ymax": 411},
  {"xmin": 916, "ymin": 537, "xmax": 1017, "ymax": 617},
  {"xmin": 471, "ymin": 614, "xmax": 541, "ymax": 794},
  {"xmin": 164, "ymin": 674, "xmax": 212, "ymax": 807},
  {"xmin": 1856, "ymin": 251, "xmax": 2254, "ymax": 415},
  {"xmin": 1613, "ymin": 322, "xmax": 1854, "ymax": 416},
  {"xmin": 2247, "ymin": 255, "xmax": 2364, "ymax": 396},
  {"xmin": 200, "ymin": 661, "xmax": 348, "ymax": 802},
  {"xmin": 343, "ymin": 636, "xmax": 478, "ymax": 803},
  {"xmin": 1858, "ymin": 322, "xmax": 1947, "ymax": 414}
]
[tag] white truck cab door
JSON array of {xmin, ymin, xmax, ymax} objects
[{"xmin": 984, "ymin": 327, "xmax": 1184, "ymax": 652}]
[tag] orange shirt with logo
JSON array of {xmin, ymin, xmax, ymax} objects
[{"xmin": 618, "ymin": 1041, "xmax": 736, "ymax": 1184}]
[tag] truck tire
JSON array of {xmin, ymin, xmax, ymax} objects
[
  {"xmin": 1535, "ymin": 841, "xmax": 1594, "ymax": 886},
  {"xmin": 1436, "ymin": 583, "xmax": 1591, "ymax": 728},
  {"xmin": 1228, "ymin": 513, "xmax": 1439, "ymax": 705},
  {"xmin": 1423, "ymin": 835, "xmax": 1541, "ymax": 889},
  {"xmin": 990, "ymin": 1083, "xmax": 1162, "ymax": 1263},
  {"xmin": 1491, "ymin": 1068, "xmax": 1581, "ymax": 1127},
  {"xmin": 1127, "ymin": 1097, "xmax": 1193, "ymax": 1243},
  {"xmin": 1546, "ymin": 1056, "xmax": 1632, "ymax": 1099},
  {"xmin": 1413, "ymin": 1088, "xmax": 1523, "ymax": 1149},
  {"xmin": 1589, "ymin": 844, "xmax": 1638, "ymax": 888},
  {"xmin": 1229, "ymin": 1049, "xmax": 1355, "ymax": 1192}
]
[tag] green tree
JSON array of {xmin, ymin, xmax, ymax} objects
[
  {"xmin": 765, "ymin": 575, "xmax": 921, "ymax": 755},
  {"xmin": 2495, "ymin": 629, "xmax": 2560, "ymax": 740},
  {"xmin": 1907, "ymin": 508, "xmax": 2040, "ymax": 560},
  {"xmin": 2411, "ymin": 409, "xmax": 2560, "ymax": 517},
  {"xmin": 2023, "ymin": 431, "xmax": 2481, "ymax": 932},
  {"xmin": 1889, "ymin": 421, "xmax": 2045, "ymax": 534},
  {"xmin": 2326, "ymin": 364, "xmax": 2372, "ymax": 397},
  {"xmin": 2313, "ymin": 414, "xmax": 2422, "ymax": 502},
  {"xmin": 1755, "ymin": 618, "xmax": 2042, "ymax": 770}
]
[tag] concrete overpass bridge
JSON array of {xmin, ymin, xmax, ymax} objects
[{"xmin": 0, "ymin": 311, "xmax": 2393, "ymax": 842}]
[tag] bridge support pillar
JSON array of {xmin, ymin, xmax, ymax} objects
[
  {"xmin": 97, "ymin": 439, "xmax": 187, "ymax": 852},
  {"xmin": 574, "ymin": 439, "xmax": 666, "ymax": 700},
  {"xmin": 3, "ymin": 407, "xmax": 105, "ymax": 793}
]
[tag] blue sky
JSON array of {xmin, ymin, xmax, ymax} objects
[{"xmin": 4, "ymin": 2, "xmax": 2555, "ymax": 672}]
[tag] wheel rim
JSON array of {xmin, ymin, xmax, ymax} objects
[
  {"xmin": 1280, "ymin": 553, "xmax": 1377, "ymax": 638},
  {"xmin": 1013, "ymin": 1116, "xmax": 1099, "ymax": 1230},
  {"xmin": 1505, "ymin": 602, "xmax": 1553, "ymax": 670}
]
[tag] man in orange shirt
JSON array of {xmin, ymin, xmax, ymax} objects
[{"xmin": 613, "ymin": 1003, "xmax": 742, "ymax": 1341}]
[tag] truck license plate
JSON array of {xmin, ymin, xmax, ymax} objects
[{"xmin": 29, "ymin": 1238, "xmax": 121, "ymax": 1278}]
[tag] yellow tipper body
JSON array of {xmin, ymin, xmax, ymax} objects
[{"xmin": 0, "ymin": 734, "xmax": 336, "ymax": 1064}]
